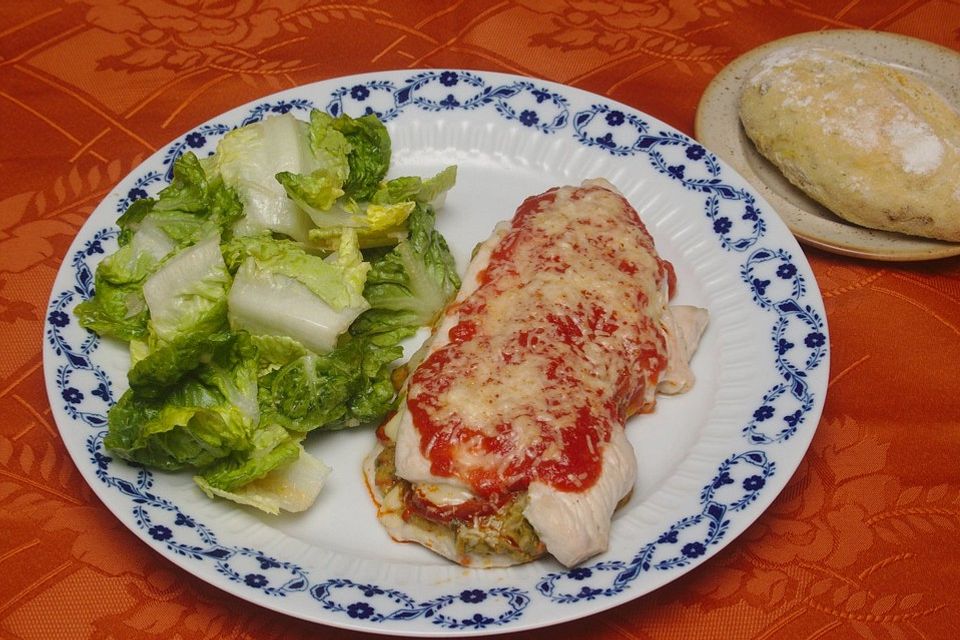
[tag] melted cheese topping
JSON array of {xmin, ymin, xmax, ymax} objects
[
  {"xmin": 379, "ymin": 180, "xmax": 708, "ymax": 567},
  {"xmin": 405, "ymin": 181, "xmax": 671, "ymax": 497}
]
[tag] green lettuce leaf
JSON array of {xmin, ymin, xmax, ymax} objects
[
  {"xmin": 127, "ymin": 326, "xmax": 233, "ymax": 398},
  {"xmin": 351, "ymin": 203, "xmax": 461, "ymax": 340},
  {"xmin": 104, "ymin": 386, "xmax": 248, "ymax": 471},
  {"xmin": 225, "ymin": 230, "xmax": 370, "ymax": 354},
  {"xmin": 305, "ymin": 109, "xmax": 351, "ymax": 184},
  {"xmin": 322, "ymin": 111, "xmax": 391, "ymax": 202},
  {"xmin": 249, "ymin": 334, "xmax": 310, "ymax": 374},
  {"xmin": 304, "ymin": 201, "xmax": 415, "ymax": 250},
  {"xmin": 274, "ymin": 168, "xmax": 344, "ymax": 215},
  {"xmin": 73, "ymin": 244, "xmax": 155, "ymax": 341},
  {"xmin": 142, "ymin": 234, "xmax": 232, "ymax": 344},
  {"xmin": 75, "ymin": 153, "xmax": 241, "ymax": 341},
  {"xmin": 194, "ymin": 422, "xmax": 299, "ymax": 492},
  {"xmin": 105, "ymin": 331, "xmax": 259, "ymax": 470},
  {"xmin": 128, "ymin": 152, "xmax": 244, "ymax": 246},
  {"xmin": 414, "ymin": 165, "xmax": 457, "ymax": 207},
  {"xmin": 369, "ymin": 166, "xmax": 457, "ymax": 207},
  {"xmin": 206, "ymin": 113, "xmax": 318, "ymax": 243},
  {"xmin": 259, "ymin": 336, "xmax": 402, "ymax": 433},
  {"xmin": 223, "ymin": 229, "xmax": 368, "ymax": 310},
  {"xmin": 273, "ymin": 110, "xmax": 390, "ymax": 236},
  {"xmin": 195, "ymin": 437, "xmax": 331, "ymax": 515},
  {"xmin": 302, "ymin": 166, "xmax": 457, "ymax": 251}
]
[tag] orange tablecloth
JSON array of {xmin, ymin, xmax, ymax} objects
[{"xmin": 3, "ymin": 2, "xmax": 959, "ymax": 638}]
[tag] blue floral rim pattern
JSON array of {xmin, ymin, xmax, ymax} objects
[{"xmin": 46, "ymin": 70, "xmax": 826, "ymax": 633}]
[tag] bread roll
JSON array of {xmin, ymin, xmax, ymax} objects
[{"xmin": 738, "ymin": 47, "xmax": 960, "ymax": 242}]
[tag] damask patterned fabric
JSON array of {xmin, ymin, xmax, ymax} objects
[{"xmin": 2, "ymin": 2, "xmax": 958, "ymax": 639}]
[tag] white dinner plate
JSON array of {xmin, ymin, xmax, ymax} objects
[
  {"xmin": 695, "ymin": 30, "xmax": 960, "ymax": 262},
  {"xmin": 44, "ymin": 70, "xmax": 829, "ymax": 636}
]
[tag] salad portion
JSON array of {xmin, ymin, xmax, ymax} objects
[{"xmin": 75, "ymin": 110, "xmax": 460, "ymax": 514}]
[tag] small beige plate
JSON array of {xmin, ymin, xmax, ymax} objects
[{"xmin": 696, "ymin": 29, "xmax": 960, "ymax": 262}]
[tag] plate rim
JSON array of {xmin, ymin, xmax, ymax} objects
[
  {"xmin": 43, "ymin": 68, "xmax": 830, "ymax": 636},
  {"xmin": 695, "ymin": 28, "xmax": 960, "ymax": 262}
]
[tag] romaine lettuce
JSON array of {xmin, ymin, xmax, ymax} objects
[
  {"xmin": 274, "ymin": 168, "xmax": 344, "ymax": 217},
  {"xmin": 320, "ymin": 111, "xmax": 391, "ymax": 202},
  {"xmin": 301, "ymin": 166, "xmax": 457, "ymax": 250},
  {"xmin": 194, "ymin": 422, "xmax": 299, "ymax": 492},
  {"xmin": 104, "ymin": 384, "xmax": 250, "ymax": 471},
  {"xmin": 305, "ymin": 109, "xmax": 351, "ymax": 184},
  {"xmin": 195, "ymin": 438, "xmax": 331, "ymax": 515},
  {"xmin": 207, "ymin": 113, "xmax": 319, "ymax": 243},
  {"xmin": 370, "ymin": 165, "xmax": 457, "ymax": 208},
  {"xmin": 304, "ymin": 200, "xmax": 415, "ymax": 250},
  {"xmin": 104, "ymin": 332, "xmax": 258, "ymax": 471},
  {"xmin": 72, "ymin": 244, "xmax": 154, "ymax": 341},
  {"xmin": 258, "ymin": 336, "xmax": 402, "ymax": 433},
  {"xmin": 225, "ymin": 230, "xmax": 370, "ymax": 354},
  {"xmin": 76, "ymin": 153, "xmax": 242, "ymax": 341},
  {"xmin": 143, "ymin": 234, "xmax": 232, "ymax": 344},
  {"xmin": 249, "ymin": 334, "xmax": 309, "ymax": 374},
  {"xmin": 127, "ymin": 328, "xmax": 234, "ymax": 398},
  {"xmin": 351, "ymin": 203, "xmax": 461, "ymax": 340},
  {"xmin": 79, "ymin": 108, "xmax": 462, "ymax": 516}
]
